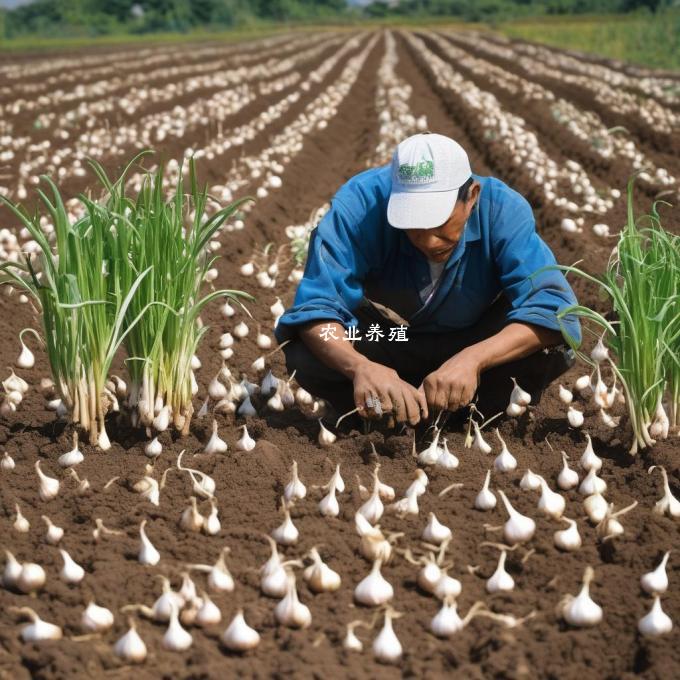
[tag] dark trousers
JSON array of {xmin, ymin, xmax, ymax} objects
[{"xmin": 282, "ymin": 294, "xmax": 575, "ymax": 422}]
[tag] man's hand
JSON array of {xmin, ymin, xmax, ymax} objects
[
  {"xmin": 419, "ymin": 348, "xmax": 482, "ymax": 414},
  {"xmin": 353, "ymin": 360, "xmax": 428, "ymax": 425}
]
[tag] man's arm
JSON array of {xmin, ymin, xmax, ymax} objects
[
  {"xmin": 419, "ymin": 322, "xmax": 561, "ymax": 412},
  {"xmin": 300, "ymin": 321, "xmax": 428, "ymax": 424}
]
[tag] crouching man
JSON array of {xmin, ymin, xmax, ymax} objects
[{"xmin": 274, "ymin": 133, "xmax": 581, "ymax": 427}]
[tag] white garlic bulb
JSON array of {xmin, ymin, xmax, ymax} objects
[
  {"xmin": 354, "ymin": 559, "xmax": 393, "ymax": 606},
  {"xmin": 81, "ymin": 601, "xmax": 114, "ymax": 632},
  {"xmin": 559, "ymin": 566, "xmax": 602, "ymax": 627},
  {"xmin": 640, "ymin": 552, "xmax": 670, "ymax": 595},
  {"xmin": 59, "ymin": 548, "xmax": 85, "ymax": 584},
  {"xmin": 114, "ymin": 620, "xmax": 147, "ymax": 663},
  {"xmin": 221, "ymin": 610, "xmax": 260, "ymax": 651},
  {"xmin": 422, "ymin": 513, "xmax": 452, "ymax": 545},
  {"xmin": 372, "ymin": 608, "xmax": 402, "ymax": 664},
  {"xmin": 474, "ymin": 470, "xmax": 496, "ymax": 510},
  {"xmin": 138, "ymin": 520, "xmax": 160, "ymax": 566},
  {"xmin": 275, "ymin": 572, "xmax": 311, "ymax": 628},
  {"xmin": 638, "ymin": 596, "xmax": 673, "ymax": 637},
  {"xmin": 304, "ymin": 547, "xmax": 341, "ymax": 593}
]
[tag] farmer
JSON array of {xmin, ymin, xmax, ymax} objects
[{"xmin": 273, "ymin": 133, "xmax": 581, "ymax": 427}]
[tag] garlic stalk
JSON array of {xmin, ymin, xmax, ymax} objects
[
  {"xmin": 275, "ymin": 571, "xmax": 312, "ymax": 628},
  {"xmin": 236, "ymin": 424, "xmax": 256, "ymax": 452},
  {"xmin": 559, "ymin": 566, "xmax": 603, "ymax": 627},
  {"xmin": 41, "ymin": 515, "xmax": 64, "ymax": 544},
  {"xmin": 204, "ymin": 419, "xmax": 228, "ymax": 454},
  {"xmin": 493, "ymin": 429, "xmax": 517, "ymax": 472},
  {"xmin": 373, "ymin": 607, "xmax": 403, "ymax": 664},
  {"xmin": 81, "ymin": 601, "xmax": 114, "ymax": 632},
  {"xmin": 498, "ymin": 490, "xmax": 535, "ymax": 545},
  {"xmin": 59, "ymin": 548, "xmax": 85, "ymax": 584},
  {"xmin": 114, "ymin": 619, "xmax": 147, "ymax": 663},
  {"xmin": 221, "ymin": 610, "xmax": 261, "ymax": 651},
  {"xmin": 11, "ymin": 606, "xmax": 62, "ymax": 642},
  {"xmin": 638, "ymin": 596, "xmax": 673, "ymax": 637},
  {"xmin": 640, "ymin": 552, "xmax": 671, "ymax": 595},
  {"xmin": 13, "ymin": 503, "xmax": 29, "ymax": 533},
  {"xmin": 138, "ymin": 520, "xmax": 160, "ymax": 566},
  {"xmin": 35, "ymin": 460, "xmax": 59, "ymax": 501},
  {"xmin": 284, "ymin": 461, "xmax": 306, "ymax": 503},
  {"xmin": 557, "ymin": 452, "xmax": 579, "ymax": 490},
  {"xmin": 553, "ymin": 518, "xmax": 582, "ymax": 552},
  {"xmin": 474, "ymin": 470, "xmax": 496, "ymax": 511},
  {"xmin": 649, "ymin": 466, "xmax": 680, "ymax": 518},
  {"xmin": 304, "ymin": 547, "xmax": 341, "ymax": 593},
  {"xmin": 58, "ymin": 431, "xmax": 83, "ymax": 467}
]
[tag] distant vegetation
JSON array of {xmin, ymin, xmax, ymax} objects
[{"xmin": 0, "ymin": 0, "xmax": 678, "ymax": 70}]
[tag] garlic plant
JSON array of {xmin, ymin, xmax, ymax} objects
[
  {"xmin": 558, "ymin": 566, "xmax": 603, "ymax": 627},
  {"xmin": 554, "ymin": 518, "xmax": 582, "ymax": 552},
  {"xmin": 422, "ymin": 513, "xmax": 452, "ymax": 545},
  {"xmin": 81, "ymin": 602, "xmax": 114, "ymax": 632},
  {"xmin": 221, "ymin": 610, "xmax": 261, "ymax": 651},
  {"xmin": 372, "ymin": 607, "xmax": 403, "ymax": 664},
  {"xmin": 493, "ymin": 429, "xmax": 517, "ymax": 472},
  {"xmin": 272, "ymin": 498, "xmax": 299, "ymax": 545},
  {"xmin": 58, "ymin": 431, "xmax": 83, "ymax": 467},
  {"xmin": 275, "ymin": 571, "xmax": 311, "ymax": 628},
  {"xmin": 114, "ymin": 619, "xmax": 147, "ymax": 663},
  {"xmin": 640, "ymin": 552, "xmax": 670, "ymax": 595},
  {"xmin": 10, "ymin": 606, "xmax": 62, "ymax": 642},
  {"xmin": 354, "ymin": 559, "xmax": 393, "ymax": 606},
  {"xmin": 497, "ymin": 490, "xmax": 536, "ymax": 545},
  {"xmin": 138, "ymin": 520, "xmax": 161, "ymax": 566},
  {"xmin": 649, "ymin": 465, "xmax": 680, "ymax": 518},
  {"xmin": 638, "ymin": 596, "xmax": 673, "ymax": 637},
  {"xmin": 557, "ymin": 452, "xmax": 579, "ymax": 490},
  {"xmin": 304, "ymin": 547, "xmax": 341, "ymax": 593},
  {"xmin": 474, "ymin": 470, "xmax": 497, "ymax": 510}
]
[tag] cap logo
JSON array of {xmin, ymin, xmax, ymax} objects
[{"xmin": 398, "ymin": 159, "xmax": 434, "ymax": 184}]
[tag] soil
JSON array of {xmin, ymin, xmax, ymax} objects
[{"xmin": 0, "ymin": 29, "xmax": 679, "ymax": 680}]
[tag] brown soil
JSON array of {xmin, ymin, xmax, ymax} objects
[{"xmin": 0, "ymin": 30, "xmax": 679, "ymax": 680}]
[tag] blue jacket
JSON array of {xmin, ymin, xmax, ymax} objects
[{"xmin": 275, "ymin": 166, "xmax": 581, "ymax": 346}]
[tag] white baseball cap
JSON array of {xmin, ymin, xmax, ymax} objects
[{"xmin": 387, "ymin": 133, "xmax": 472, "ymax": 230}]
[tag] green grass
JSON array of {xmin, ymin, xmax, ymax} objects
[{"xmin": 498, "ymin": 10, "xmax": 680, "ymax": 71}]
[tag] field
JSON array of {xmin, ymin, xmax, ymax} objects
[{"xmin": 0, "ymin": 28, "xmax": 679, "ymax": 679}]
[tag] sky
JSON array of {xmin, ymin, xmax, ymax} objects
[{"xmin": 0, "ymin": 0, "xmax": 35, "ymax": 7}]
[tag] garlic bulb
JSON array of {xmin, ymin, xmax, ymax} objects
[
  {"xmin": 649, "ymin": 466, "xmax": 680, "ymax": 518},
  {"xmin": 205, "ymin": 419, "xmax": 228, "ymax": 454},
  {"xmin": 138, "ymin": 520, "xmax": 160, "ymax": 566},
  {"xmin": 506, "ymin": 401, "xmax": 525, "ymax": 417},
  {"xmin": 358, "ymin": 475, "xmax": 384, "ymax": 525},
  {"xmin": 510, "ymin": 377, "xmax": 531, "ymax": 406},
  {"xmin": 579, "ymin": 468, "xmax": 607, "ymax": 496},
  {"xmin": 270, "ymin": 297, "xmax": 285, "ymax": 321},
  {"xmin": 640, "ymin": 552, "xmax": 670, "ymax": 595},
  {"xmin": 590, "ymin": 335, "xmax": 609, "ymax": 363},
  {"xmin": 272, "ymin": 502, "xmax": 299, "ymax": 546},
  {"xmin": 153, "ymin": 405, "xmax": 171, "ymax": 432},
  {"xmin": 537, "ymin": 477, "xmax": 566, "ymax": 519},
  {"xmin": 195, "ymin": 592, "xmax": 222, "ymax": 626},
  {"xmin": 233, "ymin": 321, "xmax": 249, "ymax": 339},
  {"xmin": 203, "ymin": 499, "xmax": 221, "ymax": 536},
  {"xmin": 558, "ymin": 384, "xmax": 573, "ymax": 404},
  {"xmin": 567, "ymin": 406, "xmax": 584, "ymax": 428},
  {"xmin": 559, "ymin": 566, "xmax": 603, "ymax": 627},
  {"xmin": 373, "ymin": 608, "xmax": 402, "ymax": 664},
  {"xmin": 417, "ymin": 559, "xmax": 443, "ymax": 594},
  {"xmin": 472, "ymin": 421, "xmax": 492, "ymax": 454},
  {"xmin": 1, "ymin": 451, "xmax": 15, "ymax": 471},
  {"xmin": 354, "ymin": 559, "xmax": 393, "ymax": 606},
  {"xmin": 240, "ymin": 262, "xmax": 255, "ymax": 276},
  {"xmin": 284, "ymin": 460, "xmax": 306, "ymax": 503},
  {"xmin": 180, "ymin": 497, "xmax": 203, "ymax": 532},
  {"xmin": 221, "ymin": 610, "xmax": 261, "ymax": 651},
  {"xmin": 433, "ymin": 571, "xmax": 462, "ymax": 600},
  {"xmin": 13, "ymin": 503, "xmax": 29, "ymax": 533},
  {"xmin": 498, "ymin": 490, "xmax": 535, "ymax": 544},
  {"xmin": 295, "ymin": 386, "xmax": 313, "ymax": 406},
  {"xmin": 16, "ymin": 562, "xmax": 46, "ymax": 593},
  {"xmin": 318, "ymin": 419, "xmax": 336, "ymax": 447},
  {"xmin": 493, "ymin": 429, "xmax": 517, "ymax": 472},
  {"xmin": 236, "ymin": 424, "xmax": 256, "ymax": 451},
  {"xmin": 14, "ymin": 607, "xmax": 62, "ymax": 642},
  {"xmin": 343, "ymin": 622, "xmax": 364, "ymax": 652},
  {"xmin": 58, "ymin": 431, "xmax": 83, "ymax": 467},
  {"xmin": 260, "ymin": 537, "xmax": 288, "ymax": 597},
  {"xmin": 583, "ymin": 492, "xmax": 609, "ymax": 524},
  {"xmin": 260, "ymin": 369, "xmax": 278, "ymax": 396},
  {"xmin": 16, "ymin": 335, "xmax": 35, "ymax": 369},
  {"xmin": 275, "ymin": 572, "xmax": 312, "ymax": 628},
  {"xmin": 41, "ymin": 515, "xmax": 64, "ymax": 544},
  {"xmin": 81, "ymin": 601, "xmax": 114, "ymax": 632},
  {"xmin": 35, "ymin": 460, "xmax": 59, "ymax": 501},
  {"xmin": 638, "ymin": 596, "xmax": 673, "ymax": 637},
  {"xmin": 557, "ymin": 452, "xmax": 579, "ymax": 490},
  {"xmin": 59, "ymin": 548, "xmax": 85, "ymax": 584},
  {"xmin": 304, "ymin": 547, "xmax": 341, "ymax": 592},
  {"xmin": 145, "ymin": 437, "xmax": 162, "ymax": 458},
  {"xmin": 431, "ymin": 599, "xmax": 468, "ymax": 637},
  {"xmin": 486, "ymin": 550, "xmax": 514, "ymax": 593},
  {"xmin": 319, "ymin": 484, "xmax": 339, "ymax": 517},
  {"xmin": 114, "ymin": 620, "xmax": 147, "ymax": 663},
  {"xmin": 519, "ymin": 469, "xmax": 541, "ymax": 491},
  {"xmin": 163, "ymin": 603, "xmax": 193, "ymax": 651},
  {"xmin": 418, "ymin": 428, "xmax": 442, "ymax": 465},
  {"xmin": 554, "ymin": 517, "xmax": 582, "ymax": 551},
  {"xmin": 207, "ymin": 549, "xmax": 235, "ymax": 592},
  {"xmin": 405, "ymin": 469, "xmax": 428, "ymax": 497},
  {"xmin": 436, "ymin": 439, "xmax": 459, "ymax": 469},
  {"xmin": 208, "ymin": 376, "xmax": 228, "ymax": 401},
  {"xmin": 422, "ymin": 513, "xmax": 452, "ymax": 545},
  {"xmin": 474, "ymin": 470, "xmax": 496, "ymax": 510},
  {"xmin": 237, "ymin": 395, "xmax": 257, "ymax": 417}
]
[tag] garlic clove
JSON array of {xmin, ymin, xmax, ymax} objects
[
  {"xmin": 557, "ymin": 452, "xmax": 579, "ymax": 490},
  {"xmin": 354, "ymin": 559, "xmax": 393, "ymax": 606},
  {"xmin": 519, "ymin": 469, "xmax": 541, "ymax": 491},
  {"xmin": 58, "ymin": 431, "xmax": 83, "ymax": 467},
  {"xmin": 638, "ymin": 596, "xmax": 673, "ymax": 637},
  {"xmin": 16, "ymin": 562, "xmax": 46, "ymax": 593},
  {"xmin": 275, "ymin": 572, "xmax": 312, "ymax": 628},
  {"xmin": 3, "ymin": 550, "xmax": 22, "ymax": 588},
  {"xmin": 579, "ymin": 468, "xmax": 607, "ymax": 496},
  {"xmin": 554, "ymin": 517, "xmax": 582, "ymax": 551},
  {"xmin": 537, "ymin": 478, "xmax": 566, "ymax": 519},
  {"xmin": 221, "ymin": 610, "xmax": 260, "ymax": 651},
  {"xmin": 436, "ymin": 439, "xmax": 459, "ymax": 469},
  {"xmin": 13, "ymin": 503, "xmax": 30, "ymax": 533},
  {"xmin": 195, "ymin": 592, "xmax": 222, "ymax": 627},
  {"xmin": 474, "ymin": 470, "xmax": 496, "ymax": 511},
  {"xmin": 114, "ymin": 620, "xmax": 148, "ymax": 663},
  {"xmin": 272, "ymin": 503, "xmax": 299, "ymax": 546},
  {"xmin": 204, "ymin": 419, "xmax": 228, "ymax": 454},
  {"xmin": 14, "ymin": 607, "xmax": 62, "ymax": 642},
  {"xmin": 472, "ymin": 421, "xmax": 492, "ymax": 454},
  {"xmin": 319, "ymin": 484, "xmax": 340, "ymax": 517},
  {"xmin": 138, "ymin": 520, "xmax": 160, "ymax": 566},
  {"xmin": 162, "ymin": 604, "xmax": 193, "ymax": 651},
  {"xmin": 510, "ymin": 377, "xmax": 531, "ymax": 406},
  {"xmin": 304, "ymin": 548, "xmax": 341, "ymax": 593},
  {"xmin": 284, "ymin": 461, "xmax": 307, "ymax": 503},
  {"xmin": 498, "ymin": 490, "xmax": 535, "ymax": 545},
  {"xmin": 486, "ymin": 550, "xmax": 514, "ymax": 593},
  {"xmin": 81, "ymin": 601, "xmax": 114, "ymax": 632},
  {"xmin": 35, "ymin": 460, "xmax": 60, "ymax": 501},
  {"xmin": 559, "ymin": 566, "xmax": 603, "ymax": 627},
  {"xmin": 567, "ymin": 406, "xmax": 584, "ymax": 428},
  {"xmin": 422, "ymin": 512, "xmax": 452, "ymax": 545},
  {"xmin": 640, "ymin": 552, "xmax": 670, "ymax": 595},
  {"xmin": 59, "ymin": 548, "xmax": 85, "ymax": 584},
  {"xmin": 1, "ymin": 451, "xmax": 15, "ymax": 471},
  {"xmin": 318, "ymin": 419, "xmax": 336, "ymax": 447},
  {"xmin": 144, "ymin": 436, "xmax": 162, "ymax": 458},
  {"xmin": 583, "ymin": 492, "xmax": 609, "ymax": 524},
  {"xmin": 236, "ymin": 424, "xmax": 256, "ymax": 451},
  {"xmin": 558, "ymin": 384, "xmax": 573, "ymax": 404},
  {"xmin": 493, "ymin": 429, "xmax": 517, "ymax": 472},
  {"xmin": 372, "ymin": 608, "xmax": 402, "ymax": 664}
]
